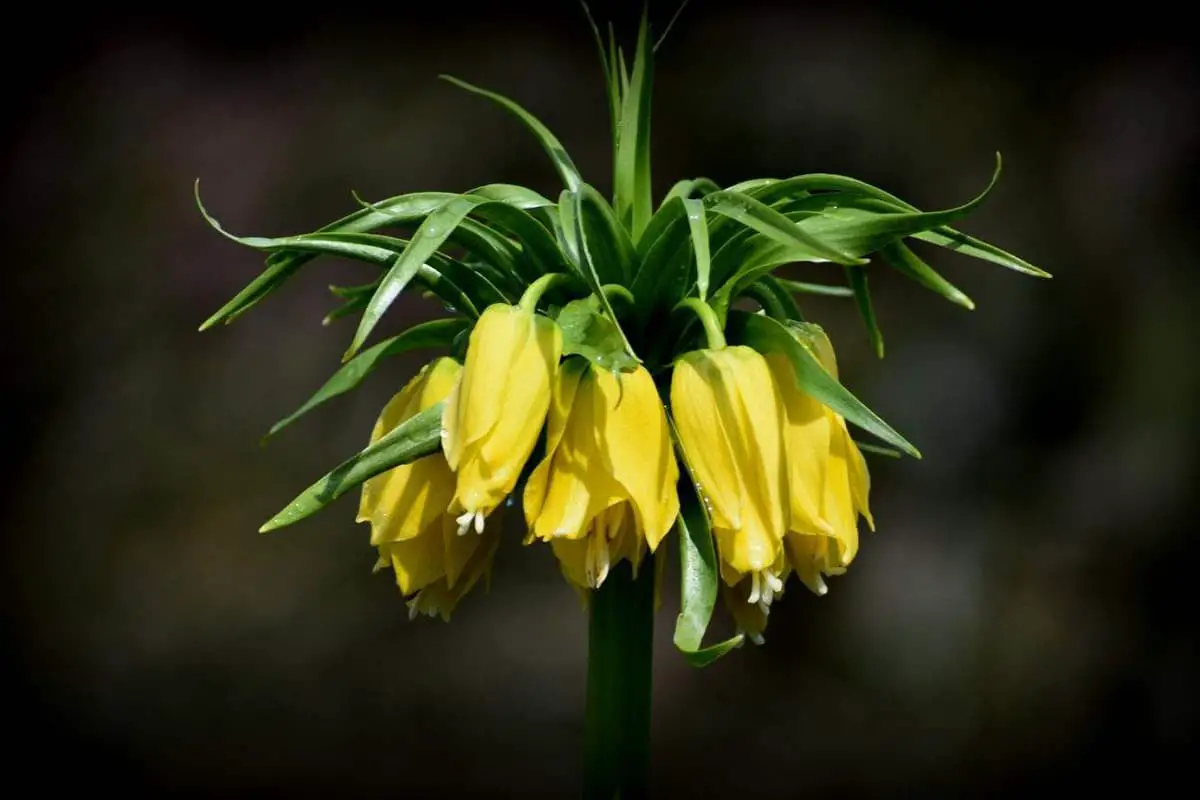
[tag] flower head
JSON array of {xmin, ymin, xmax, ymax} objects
[
  {"xmin": 524, "ymin": 362, "xmax": 679, "ymax": 589},
  {"xmin": 442, "ymin": 303, "xmax": 562, "ymax": 535},
  {"xmin": 670, "ymin": 346, "xmax": 789, "ymax": 604},
  {"xmin": 358, "ymin": 357, "xmax": 499, "ymax": 619}
]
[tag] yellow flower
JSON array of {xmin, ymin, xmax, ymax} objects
[
  {"xmin": 670, "ymin": 346, "xmax": 789, "ymax": 608},
  {"xmin": 780, "ymin": 327, "xmax": 874, "ymax": 596},
  {"xmin": 442, "ymin": 304, "xmax": 562, "ymax": 534},
  {"xmin": 524, "ymin": 362, "xmax": 679, "ymax": 589},
  {"xmin": 358, "ymin": 357, "xmax": 497, "ymax": 619}
]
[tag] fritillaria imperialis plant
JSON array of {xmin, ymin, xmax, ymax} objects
[{"xmin": 198, "ymin": 7, "xmax": 1047, "ymax": 797}]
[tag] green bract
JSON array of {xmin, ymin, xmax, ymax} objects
[{"xmin": 198, "ymin": 7, "xmax": 1047, "ymax": 664}]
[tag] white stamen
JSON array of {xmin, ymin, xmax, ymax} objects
[
  {"xmin": 747, "ymin": 571, "xmax": 762, "ymax": 605},
  {"xmin": 748, "ymin": 632, "xmax": 765, "ymax": 646},
  {"xmin": 474, "ymin": 510, "xmax": 485, "ymax": 535},
  {"xmin": 456, "ymin": 511, "xmax": 474, "ymax": 536}
]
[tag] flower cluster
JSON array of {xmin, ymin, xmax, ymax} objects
[
  {"xmin": 357, "ymin": 299, "xmax": 869, "ymax": 638},
  {"xmin": 201, "ymin": 10, "xmax": 1045, "ymax": 656}
]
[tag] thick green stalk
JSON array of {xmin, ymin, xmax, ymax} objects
[{"xmin": 583, "ymin": 558, "xmax": 655, "ymax": 800}]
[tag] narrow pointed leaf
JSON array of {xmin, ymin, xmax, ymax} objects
[
  {"xmin": 845, "ymin": 266, "xmax": 884, "ymax": 358},
  {"xmin": 682, "ymin": 198, "xmax": 710, "ymax": 300},
  {"xmin": 348, "ymin": 196, "xmax": 494, "ymax": 359},
  {"xmin": 749, "ymin": 275, "xmax": 803, "ymax": 321},
  {"xmin": 662, "ymin": 177, "xmax": 721, "ymax": 207},
  {"xmin": 705, "ymin": 190, "xmax": 866, "ymax": 266},
  {"xmin": 441, "ymin": 75, "xmax": 582, "ymax": 193},
  {"xmin": 266, "ymin": 318, "xmax": 468, "ymax": 440},
  {"xmin": 577, "ymin": 184, "xmax": 637, "ymax": 285},
  {"xmin": 613, "ymin": 9, "xmax": 654, "ymax": 242},
  {"xmin": 778, "ymin": 279, "xmax": 854, "ymax": 297},
  {"xmin": 880, "ymin": 240, "xmax": 975, "ymax": 310},
  {"xmin": 572, "ymin": 188, "xmax": 639, "ymax": 362},
  {"xmin": 728, "ymin": 311, "xmax": 920, "ymax": 457},
  {"xmin": 259, "ymin": 402, "xmax": 445, "ymax": 532}
]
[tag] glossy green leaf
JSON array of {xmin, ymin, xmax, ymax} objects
[
  {"xmin": 879, "ymin": 240, "xmax": 974, "ymax": 310},
  {"xmin": 856, "ymin": 441, "xmax": 902, "ymax": 459},
  {"xmin": 744, "ymin": 156, "xmax": 1050, "ymax": 278},
  {"xmin": 573, "ymin": 188, "xmax": 639, "ymax": 362},
  {"xmin": 556, "ymin": 189, "xmax": 581, "ymax": 270},
  {"xmin": 777, "ymin": 279, "xmax": 854, "ymax": 298},
  {"xmin": 705, "ymin": 190, "xmax": 866, "ymax": 266},
  {"xmin": 729, "ymin": 311, "xmax": 920, "ymax": 457},
  {"xmin": 613, "ymin": 9, "xmax": 654, "ymax": 242},
  {"xmin": 682, "ymin": 198, "xmax": 710, "ymax": 300},
  {"xmin": 266, "ymin": 318, "xmax": 468, "ymax": 440},
  {"xmin": 577, "ymin": 185, "xmax": 636, "ymax": 285},
  {"xmin": 629, "ymin": 197, "xmax": 691, "ymax": 324},
  {"xmin": 746, "ymin": 275, "xmax": 803, "ymax": 321},
  {"xmin": 661, "ymin": 177, "xmax": 721, "ymax": 207},
  {"xmin": 581, "ymin": 2, "xmax": 620, "ymax": 166},
  {"xmin": 556, "ymin": 295, "xmax": 638, "ymax": 372},
  {"xmin": 348, "ymin": 196, "xmax": 501, "ymax": 359},
  {"xmin": 670, "ymin": 418, "xmax": 744, "ymax": 667},
  {"xmin": 441, "ymin": 75, "xmax": 582, "ymax": 193},
  {"xmin": 845, "ymin": 266, "xmax": 884, "ymax": 359},
  {"xmin": 259, "ymin": 402, "xmax": 445, "ymax": 532}
]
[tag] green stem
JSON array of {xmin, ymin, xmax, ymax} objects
[
  {"xmin": 740, "ymin": 281, "xmax": 788, "ymax": 320},
  {"xmin": 675, "ymin": 297, "xmax": 727, "ymax": 349},
  {"xmin": 519, "ymin": 272, "xmax": 573, "ymax": 311},
  {"xmin": 584, "ymin": 558, "xmax": 655, "ymax": 800}
]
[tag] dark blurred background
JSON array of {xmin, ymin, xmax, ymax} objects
[{"xmin": 4, "ymin": 1, "xmax": 1197, "ymax": 795}]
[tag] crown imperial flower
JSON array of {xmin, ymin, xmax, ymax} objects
[{"xmin": 200, "ymin": 7, "xmax": 1047, "ymax": 796}]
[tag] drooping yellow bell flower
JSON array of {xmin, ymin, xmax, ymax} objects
[
  {"xmin": 780, "ymin": 327, "xmax": 874, "ymax": 596},
  {"xmin": 358, "ymin": 357, "xmax": 497, "ymax": 619},
  {"xmin": 670, "ymin": 346, "xmax": 789, "ymax": 608},
  {"xmin": 442, "ymin": 304, "xmax": 562, "ymax": 534},
  {"xmin": 524, "ymin": 362, "xmax": 679, "ymax": 590}
]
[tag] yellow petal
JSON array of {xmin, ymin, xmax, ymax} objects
[
  {"xmin": 843, "ymin": 424, "xmax": 875, "ymax": 531},
  {"xmin": 358, "ymin": 359, "xmax": 460, "ymax": 544},
  {"xmin": 446, "ymin": 305, "xmax": 529, "ymax": 462},
  {"xmin": 766, "ymin": 353, "xmax": 833, "ymax": 537},
  {"xmin": 593, "ymin": 366, "xmax": 679, "ymax": 552},
  {"xmin": 379, "ymin": 523, "xmax": 445, "ymax": 595},
  {"xmin": 453, "ymin": 309, "xmax": 561, "ymax": 517},
  {"xmin": 708, "ymin": 347, "xmax": 787, "ymax": 574},
  {"xmin": 522, "ymin": 363, "xmax": 585, "ymax": 529},
  {"xmin": 406, "ymin": 523, "xmax": 500, "ymax": 621},
  {"xmin": 822, "ymin": 410, "xmax": 860, "ymax": 568},
  {"xmin": 670, "ymin": 353, "xmax": 743, "ymax": 529}
]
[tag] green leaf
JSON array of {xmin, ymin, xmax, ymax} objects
[
  {"xmin": 745, "ymin": 156, "xmax": 1050, "ymax": 278},
  {"xmin": 628, "ymin": 197, "xmax": 691, "ymax": 324},
  {"xmin": 777, "ymin": 279, "xmax": 854, "ymax": 298},
  {"xmin": 728, "ymin": 311, "xmax": 920, "ymax": 457},
  {"xmin": 348, "ymin": 196, "xmax": 496, "ymax": 359},
  {"xmin": 581, "ymin": 2, "xmax": 620, "ymax": 163},
  {"xmin": 879, "ymin": 240, "xmax": 974, "ymax": 310},
  {"xmin": 556, "ymin": 189, "xmax": 581, "ymax": 270},
  {"xmin": 556, "ymin": 295, "xmax": 638, "ymax": 372},
  {"xmin": 613, "ymin": 8, "xmax": 654, "ymax": 242},
  {"xmin": 441, "ymin": 74, "xmax": 582, "ymax": 193},
  {"xmin": 856, "ymin": 441, "xmax": 902, "ymax": 459},
  {"xmin": 577, "ymin": 185, "xmax": 637, "ymax": 285},
  {"xmin": 747, "ymin": 275, "xmax": 803, "ymax": 321},
  {"xmin": 661, "ymin": 177, "xmax": 721, "ymax": 207},
  {"xmin": 195, "ymin": 183, "xmax": 512, "ymax": 329},
  {"xmin": 572, "ymin": 187, "xmax": 639, "ymax": 362},
  {"xmin": 259, "ymin": 402, "xmax": 445, "ymax": 532},
  {"xmin": 682, "ymin": 198, "xmax": 710, "ymax": 300},
  {"xmin": 706, "ymin": 189, "xmax": 867, "ymax": 267},
  {"xmin": 845, "ymin": 266, "xmax": 884, "ymax": 358},
  {"xmin": 265, "ymin": 318, "xmax": 468, "ymax": 440},
  {"xmin": 670, "ymin": 418, "xmax": 744, "ymax": 667}
]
